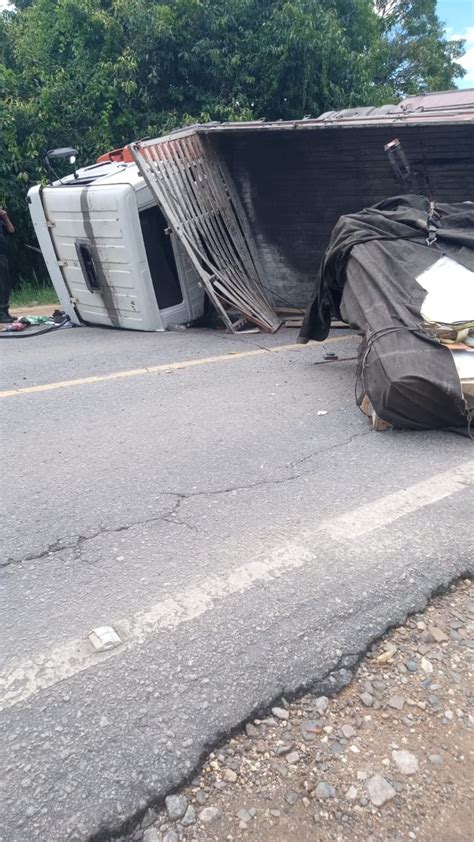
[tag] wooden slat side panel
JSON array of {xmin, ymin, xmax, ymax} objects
[{"xmin": 132, "ymin": 137, "xmax": 281, "ymax": 333}]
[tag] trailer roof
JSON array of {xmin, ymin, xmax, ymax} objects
[
  {"xmin": 400, "ymin": 88, "xmax": 474, "ymax": 109},
  {"xmin": 146, "ymin": 88, "xmax": 473, "ymax": 144}
]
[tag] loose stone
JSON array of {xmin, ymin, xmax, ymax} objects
[
  {"xmin": 314, "ymin": 696, "xmax": 329, "ymax": 714},
  {"xmin": 392, "ymin": 750, "xmax": 418, "ymax": 775},
  {"xmin": 314, "ymin": 782, "xmax": 336, "ymax": 799},
  {"xmin": 181, "ymin": 805, "xmax": 196, "ymax": 827},
  {"xmin": 199, "ymin": 806, "xmax": 222, "ymax": 824},
  {"xmin": 367, "ymin": 774, "xmax": 396, "ymax": 807},
  {"xmin": 341, "ymin": 724, "xmax": 357, "ymax": 739},
  {"xmin": 284, "ymin": 790, "xmax": 299, "ymax": 806},
  {"xmin": 388, "ymin": 694, "xmax": 405, "ymax": 710},
  {"xmin": 165, "ymin": 795, "xmax": 188, "ymax": 822},
  {"xmin": 272, "ymin": 707, "xmax": 289, "ymax": 721}
]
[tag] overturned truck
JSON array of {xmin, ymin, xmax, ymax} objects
[
  {"xmin": 130, "ymin": 89, "xmax": 474, "ymax": 333},
  {"xmin": 30, "ymin": 89, "xmax": 474, "ymax": 333},
  {"xmin": 29, "ymin": 89, "xmax": 474, "ymax": 431}
]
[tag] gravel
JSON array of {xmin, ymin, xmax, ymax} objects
[{"xmin": 138, "ymin": 579, "xmax": 473, "ymax": 842}]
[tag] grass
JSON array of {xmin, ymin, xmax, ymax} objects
[{"xmin": 10, "ymin": 279, "xmax": 59, "ymax": 309}]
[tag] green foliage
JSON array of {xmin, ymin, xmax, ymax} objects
[
  {"xmin": 10, "ymin": 278, "xmax": 59, "ymax": 308},
  {"xmin": 374, "ymin": 0, "xmax": 466, "ymax": 94},
  {"xmin": 0, "ymin": 0, "xmax": 466, "ymax": 281}
]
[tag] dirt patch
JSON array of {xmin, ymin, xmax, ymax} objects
[
  {"xmin": 9, "ymin": 304, "xmax": 59, "ymax": 318},
  {"xmin": 142, "ymin": 579, "xmax": 473, "ymax": 842}
]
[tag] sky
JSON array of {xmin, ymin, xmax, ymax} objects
[{"xmin": 0, "ymin": 0, "xmax": 473, "ymax": 89}]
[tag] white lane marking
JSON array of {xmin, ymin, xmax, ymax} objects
[
  {"xmin": 1, "ymin": 461, "xmax": 472, "ymax": 711},
  {"xmin": 124, "ymin": 545, "xmax": 314, "ymax": 646},
  {"xmin": 0, "ymin": 545, "xmax": 314, "ymax": 711},
  {"xmin": 325, "ymin": 460, "xmax": 474, "ymax": 540}
]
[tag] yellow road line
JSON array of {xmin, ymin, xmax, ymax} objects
[{"xmin": 0, "ymin": 335, "xmax": 355, "ymax": 399}]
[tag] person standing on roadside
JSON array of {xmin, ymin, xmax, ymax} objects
[{"xmin": 0, "ymin": 206, "xmax": 15, "ymax": 323}]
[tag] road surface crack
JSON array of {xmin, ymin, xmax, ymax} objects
[
  {"xmin": 163, "ymin": 427, "xmax": 372, "ymax": 504},
  {"xmin": 1, "ymin": 428, "xmax": 371, "ymax": 570},
  {"xmin": 0, "ymin": 500, "xmax": 187, "ymax": 570}
]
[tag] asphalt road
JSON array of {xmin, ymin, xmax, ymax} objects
[{"xmin": 1, "ymin": 324, "xmax": 472, "ymax": 841}]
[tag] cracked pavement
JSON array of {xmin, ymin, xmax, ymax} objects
[
  {"xmin": 0, "ymin": 325, "xmax": 472, "ymax": 841},
  {"xmin": 2, "ymin": 427, "xmax": 373, "ymax": 570}
]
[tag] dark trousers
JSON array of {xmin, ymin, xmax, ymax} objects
[{"xmin": 0, "ymin": 254, "xmax": 12, "ymax": 311}]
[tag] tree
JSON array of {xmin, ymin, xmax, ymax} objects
[
  {"xmin": 374, "ymin": 0, "xmax": 466, "ymax": 94},
  {"xmin": 0, "ymin": 0, "xmax": 467, "ymax": 282},
  {"xmin": 249, "ymin": 0, "xmax": 385, "ymax": 119}
]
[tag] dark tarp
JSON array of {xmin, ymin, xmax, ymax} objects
[{"xmin": 298, "ymin": 195, "xmax": 474, "ymax": 430}]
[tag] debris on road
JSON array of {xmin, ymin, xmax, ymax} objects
[
  {"xmin": 0, "ymin": 310, "xmax": 73, "ymax": 337},
  {"xmin": 88, "ymin": 626, "xmax": 122, "ymax": 652},
  {"xmin": 299, "ymin": 195, "xmax": 474, "ymax": 433},
  {"xmin": 138, "ymin": 578, "xmax": 473, "ymax": 842}
]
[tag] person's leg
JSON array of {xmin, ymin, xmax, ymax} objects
[{"xmin": 0, "ymin": 254, "xmax": 14, "ymax": 320}]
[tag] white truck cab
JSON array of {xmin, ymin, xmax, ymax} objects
[{"xmin": 28, "ymin": 158, "xmax": 204, "ymax": 330}]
